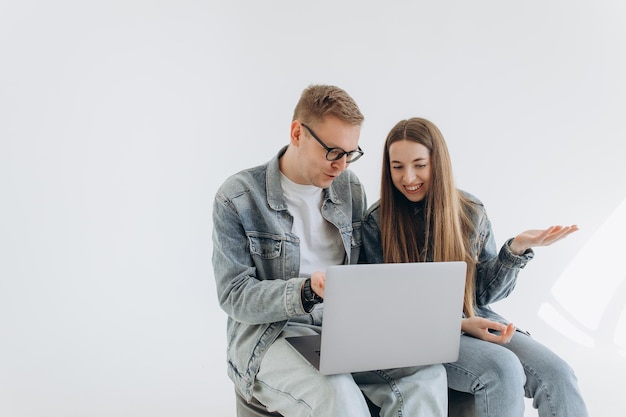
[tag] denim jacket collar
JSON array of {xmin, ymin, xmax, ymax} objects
[{"xmin": 266, "ymin": 146, "xmax": 340, "ymax": 211}]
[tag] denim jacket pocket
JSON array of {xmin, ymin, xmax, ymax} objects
[{"xmin": 247, "ymin": 233, "xmax": 283, "ymax": 259}]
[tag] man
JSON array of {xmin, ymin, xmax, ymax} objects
[{"xmin": 212, "ymin": 84, "xmax": 447, "ymax": 416}]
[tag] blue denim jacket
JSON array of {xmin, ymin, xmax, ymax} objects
[
  {"xmin": 362, "ymin": 191, "xmax": 534, "ymax": 324},
  {"xmin": 212, "ymin": 146, "xmax": 367, "ymax": 400}
]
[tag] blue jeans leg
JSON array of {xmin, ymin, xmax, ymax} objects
[
  {"xmin": 355, "ymin": 363, "xmax": 448, "ymax": 417},
  {"xmin": 253, "ymin": 323, "xmax": 370, "ymax": 417},
  {"xmin": 253, "ymin": 322, "xmax": 447, "ymax": 417},
  {"xmin": 444, "ymin": 331, "xmax": 589, "ymax": 417},
  {"xmin": 503, "ymin": 331, "xmax": 589, "ymax": 417},
  {"xmin": 444, "ymin": 333, "xmax": 527, "ymax": 417}
]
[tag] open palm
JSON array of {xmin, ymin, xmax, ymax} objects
[{"xmin": 509, "ymin": 225, "xmax": 579, "ymax": 255}]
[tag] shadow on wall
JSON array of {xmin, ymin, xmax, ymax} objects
[{"xmin": 539, "ymin": 197, "xmax": 626, "ymax": 356}]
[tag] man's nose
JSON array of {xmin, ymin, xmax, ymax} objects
[{"xmin": 331, "ymin": 154, "xmax": 348, "ymax": 170}]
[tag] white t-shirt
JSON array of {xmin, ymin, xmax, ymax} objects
[{"xmin": 280, "ymin": 173, "xmax": 344, "ymax": 277}]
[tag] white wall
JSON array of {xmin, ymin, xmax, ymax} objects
[{"xmin": 1, "ymin": 1, "xmax": 624, "ymax": 416}]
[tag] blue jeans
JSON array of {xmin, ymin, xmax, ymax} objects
[
  {"xmin": 444, "ymin": 331, "xmax": 589, "ymax": 417},
  {"xmin": 253, "ymin": 322, "xmax": 448, "ymax": 417}
]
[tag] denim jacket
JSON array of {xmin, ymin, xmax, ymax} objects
[
  {"xmin": 212, "ymin": 146, "xmax": 367, "ymax": 400},
  {"xmin": 362, "ymin": 191, "xmax": 534, "ymax": 324}
]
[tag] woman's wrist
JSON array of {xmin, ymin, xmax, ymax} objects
[{"xmin": 508, "ymin": 238, "xmax": 527, "ymax": 256}]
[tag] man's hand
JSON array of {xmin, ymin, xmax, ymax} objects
[
  {"xmin": 509, "ymin": 225, "xmax": 579, "ymax": 255},
  {"xmin": 461, "ymin": 317, "xmax": 516, "ymax": 344},
  {"xmin": 310, "ymin": 271, "xmax": 326, "ymax": 298}
]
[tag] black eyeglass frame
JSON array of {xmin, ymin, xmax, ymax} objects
[{"xmin": 301, "ymin": 123, "xmax": 364, "ymax": 163}]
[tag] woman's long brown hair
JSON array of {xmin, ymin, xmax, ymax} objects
[{"xmin": 379, "ymin": 118, "xmax": 478, "ymax": 317}]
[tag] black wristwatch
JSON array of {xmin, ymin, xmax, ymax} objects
[{"xmin": 302, "ymin": 278, "xmax": 324, "ymax": 306}]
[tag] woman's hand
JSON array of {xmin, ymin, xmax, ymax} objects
[
  {"xmin": 461, "ymin": 316, "xmax": 516, "ymax": 344},
  {"xmin": 509, "ymin": 225, "xmax": 579, "ymax": 255}
]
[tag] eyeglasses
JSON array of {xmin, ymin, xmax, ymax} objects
[{"xmin": 301, "ymin": 123, "xmax": 364, "ymax": 163}]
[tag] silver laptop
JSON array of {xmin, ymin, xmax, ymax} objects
[{"xmin": 286, "ymin": 261, "xmax": 466, "ymax": 375}]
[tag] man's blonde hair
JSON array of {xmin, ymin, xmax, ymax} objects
[{"xmin": 292, "ymin": 84, "xmax": 364, "ymax": 126}]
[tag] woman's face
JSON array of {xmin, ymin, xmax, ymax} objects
[{"xmin": 388, "ymin": 139, "xmax": 431, "ymax": 203}]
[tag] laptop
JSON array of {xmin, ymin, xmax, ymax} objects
[{"xmin": 285, "ymin": 261, "xmax": 466, "ymax": 375}]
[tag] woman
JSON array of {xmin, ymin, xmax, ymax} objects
[{"xmin": 362, "ymin": 117, "xmax": 589, "ymax": 417}]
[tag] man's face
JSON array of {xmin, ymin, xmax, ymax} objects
[{"xmin": 290, "ymin": 117, "xmax": 361, "ymax": 188}]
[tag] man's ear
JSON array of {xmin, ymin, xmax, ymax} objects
[{"xmin": 290, "ymin": 120, "xmax": 302, "ymax": 146}]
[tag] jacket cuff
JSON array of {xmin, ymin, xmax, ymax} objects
[
  {"xmin": 285, "ymin": 278, "xmax": 309, "ymax": 316},
  {"xmin": 500, "ymin": 238, "xmax": 535, "ymax": 268}
]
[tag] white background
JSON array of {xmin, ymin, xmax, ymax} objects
[{"xmin": 1, "ymin": 1, "xmax": 625, "ymax": 416}]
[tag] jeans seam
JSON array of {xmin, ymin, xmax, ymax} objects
[
  {"xmin": 445, "ymin": 363, "xmax": 489, "ymax": 415},
  {"xmin": 255, "ymin": 378, "xmax": 313, "ymax": 416},
  {"xmin": 445, "ymin": 363, "xmax": 484, "ymax": 391},
  {"xmin": 518, "ymin": 360, "xmax": 556, "ymax": 417},
  {"xmin": 370, "ymin": 369, "xmax": 405, "ymax": 417}
]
